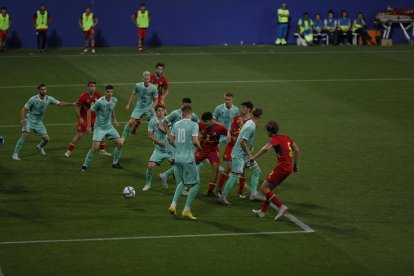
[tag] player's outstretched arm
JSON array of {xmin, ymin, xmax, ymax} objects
[
  {"xmin": 125, "ymin": 93, "xmax": 135, "ymax": 110},
  {"xmin": 20, "ymin": 106, "xmax": 28, "ymax": 126},
  {"xmin": 250, "ymin": 143, "xmax": 272, "ymax": 162},
  {"xmin": 292, "ymin": 142, "xmax": 300, "ymax": 172},
  {"xmin": 112, "ymin": 110, "xmax": 119, "ymax": 127},
  {"xmin": 57, "ymin": 101, "xmax": 77, "ymax": 107},
  {"xmin": 192, "ymin": 136, "xmax": 202, "ymax": 153}
]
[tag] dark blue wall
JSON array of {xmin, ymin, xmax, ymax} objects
[{"xmin": 2, "ymin": 0, "xmax": 413, "ymax": 48}]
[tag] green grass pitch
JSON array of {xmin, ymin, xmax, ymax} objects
[{"xmin": 0, "ymin": 45, "xmax": 413, "ymax": 275}]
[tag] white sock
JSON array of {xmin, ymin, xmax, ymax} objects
[
  {"xmin": 171, "ymin": 201, "xmax": 177, "ymax": 208},
  {"xmin": 183, "ymin": 205, "xmax": 191, "ymax": 212}
]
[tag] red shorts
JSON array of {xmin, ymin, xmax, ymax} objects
[
  {"xmin": 196, "ymin": 150, "xmax": 220, "ymax": 165},
  {"xmin": 77, "ymin": 117, "xmax": 96, "ymax": 133},
  {"xmin": 137, "ymin": 28, "xmax": 148, "ymax": 37},
  {"xmin": 223, "ymin": 143, "xmax": 235, "ymax": 162},
  {"xmin": 266, "ymin": 166, "xmax": 292, "ymax": 189},
  {"xmin": 83, "ymin": 28, "xmax": 95, "ymax": 39},
  {"xmin": 0, "ymin": 30, "xmax": 8, "ymax": 40}
]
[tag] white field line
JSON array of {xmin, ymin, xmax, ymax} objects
[
  {"xmin": 0, "ymin": 266, "xmax": 3, "ymax": 276},
  {"xmin": 0, "ymin": 121, "xmax": 134, "ymax": 128},
  {"xmin": 0, "ymin": 230, "xmax": 311, "ymax": 246},
  {"xmin": 1, "ymin": 49, "xmax": 413, "ymax": 58},
  {"xmin": 0, "ymin": 77, "xmax": 413, "ymax": 89}
]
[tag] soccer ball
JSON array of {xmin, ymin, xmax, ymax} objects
[{"xmin": 123, "ymin": 186, "xmax": 136, "ymax": 199}]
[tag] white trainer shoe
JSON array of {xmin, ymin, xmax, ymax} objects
[
  {"xmin": 36, "ymin": 145, "xmax": 46, "ymax": 155},
  {"xmin": 142, "ymin": 184, "xmax": 151, "ymax": 191},
  {"xmin": 91, "ymin": 49, "xmax": 96, "ymax": 54},
  {"xmin": 64, "ymin": 151, "xmax": 71, "ymax": 158},
  {"xmin": 12, "ymin": 153, "xmax": 21, "ymax": 160},
  {"xmin": 274, "ymin": 205, "xmax": 288, "ymax": 221},
  {"xmin": 218, "ymin": 196, "xmax": 231, "ymax": 205},
  {"xmin": 252, "ymin": 209, "xmax": 265, "ymax": 218},
  {"xmin": 99, "ymin": 149, "xmax": 112, "ymax": 156},
  {"xmin": 159, "ymin": 173, "xmax": 168, "ymax": 188},
  {"xmin": 250, "ymin": 193, "xmax": 265, "ymax": 201}
]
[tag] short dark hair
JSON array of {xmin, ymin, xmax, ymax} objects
[
  {"xmin": 105, "ymin": 84, "xmax": 114, "ymax": 90},
  {"xmin": 304, "ymin": 12, "xmax": 309, "ymax": 16},
  {"xmin": 265, "ymin": 120, "xmax": 279, "ymax": 134},
  {"xmin": 40, "ymin": 3, "xmax": 46, "ymax": 7},
  {"xmin": 201, "ymin": 112, "xmax": 213, "ymax": 121},
  {"xmin": 182, "ymin": 98, "xmax": 192, "ymax": 104},
  {"xmin": 154, "ymin": 103, "xmax": 166, "ymax": 111},
  {"xmin": 241, "ymin": 101, "xmax": 253, "ymax": 111},
  {"xmin": 38, "ymin": 83, "xmax": 46, "ymax": 89},
  {"xmin": 181, "ymin": 104, "xmax": 192, "ymax": 113},
  {"xmin": 1, "ymin": 6, "xmax": 6, "ymax": 10},
  {"xmin": 155, "ymin": 62, "xmax": 165, "ymax": 69},
  {"xmin": 224, "ymin": 92, "xmax": 234, "ymax": 97},
  {"xmin": 87, "ymin": 81, "xmax": 96, "ymax": 86},
  {"xmin": 252, "ymin": 108, "xmax": 263, "ymax": 118},
  {"xmin": 140, "ymin": 3, "xmax": 146, "ymax": 7}
]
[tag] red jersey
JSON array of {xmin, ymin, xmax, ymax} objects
[
  {"xmin": 199, "ymin": 122, "xmax": 227, "ymax": 152},
  {"xmin": 229, "ymin": 115, "xmax": 250, "ymax": 146},
  {"xmin": 268, "ymin": 134, "xmax": 294, "ymax": 170},
  {"xmin": 77, "ymin": 92, "xmax": 101, "ymax": 119},
  {"xmin": 150, "ymin": 74, "xmax": 168, "ymax": 101}
]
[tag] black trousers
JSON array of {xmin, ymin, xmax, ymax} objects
[
  {"xmin": 36, "ymin": 30, "xmax": 47, "ymax": 50},
  {"xmin": 354, "ymin": 28, "xmax": 371, "ymax": 45},
  {"xmin": 337, "ymin": 30, "xmax": 352, "ymax": 45}
]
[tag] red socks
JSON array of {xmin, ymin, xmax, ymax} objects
[
  {"xmin": 238, "ymin": 176, "xmax": 246, "ymax": 193},
  {"xmin": 208, "ymin": 182, "xmax": 215, "ymax": 191},
  {"xmin": 217, "ymin": 172, "xmax": 229, "ymax": 191},
  {"xmin": 99, "ymin": 142, "xmax": 105, "ymax": 151},
  {"xmin": 68, "ymin": 143, "xmax": 75, "ymax": 152},
  {"xmin": 131, "ymin": 119, "xmax": 142, "ymax": 134}
]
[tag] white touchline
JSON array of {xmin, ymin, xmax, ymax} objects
[
  {"xmin": 0, "ymin": 78, "xmax": 413, "ymax": 89},
  {"xmin": 0, "ymin": 231, "xmax": 312, "ymax": 246}
]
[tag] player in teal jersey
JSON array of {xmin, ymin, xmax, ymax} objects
[
  {"xmin": 81, "ymin": 85, "xmax": 123, "ymax": 171},
  {"xmin": 168, "ymin": 104, "xmax": 202, "ymax": 220},
  {"xmin": 212, "ymin": 92, "xmax": 239, "ymax": 145},
  {"xmin": 121, "ymin": 71, "xmax": 158, "ymax": 140},
  {"xmin": 218, "ymin": 108, "xmax": 264, "ymax": 205},
  {"xmin": 142, "ymin": 104, "xmax": 175, "ymax": 191},
  {"xmin": 12, "ymin": 84, "xmax": 77, "ymax": 160}
]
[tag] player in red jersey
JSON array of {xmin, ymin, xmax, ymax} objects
[
  {"xmin": 250, "ymin": 120, "xmax": 299, "ymax": 220},
  {"xmin": 216, "ymin": 101, "xmax": 253, "ymax": 198},
  {"xmin": 64, "ymin": 81, "xmax": 110, "ymax": 157},
  {"xmin": 196, "ymin": 112, "xmax": 228, "ymax": 197},
  {"xmin": 131, "ymin": 62, "xmax": 169, "ymax": 135}
]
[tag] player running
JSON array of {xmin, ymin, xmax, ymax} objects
[
  {"xmin": 218, "ymin": 108, "xmax": 263, "ymax": 205},
  {"xmin": 142, "ymin": 104, "xmax": 175, "ymax": 191},
  {"xmin": 12, "ymin": 84, "xmax": 76, "ymax": 160},
  {"xmin": 81, "ymin": 85, "xmax": 123, "ymax": 171},
  {"xmin": 250, "ymin": 121, "xmax": 300, "ymax": 220},
  {"xmin": 168, "ymin": 104, "xmax": 202, "ymax": 220},
  {"xmin": 65, "ymin": 81, "xmax": 111, "ymax": 158},
  {"xmin": 212, "ymin": 92, "xmax": 239, "ymax": 145}
]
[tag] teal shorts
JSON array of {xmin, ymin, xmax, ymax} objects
[
  {"xmin": 149, "ymin": 148, "xmax": 174, "ymax": 165},
  {"xmin": 174, "ymin": 162, "xmax": 199, "ymax": 185},
  {"xmin": 219, "ymin": 135, "xmax": 228, "ymax": 146},
  {"xmin": 22, "ymin": 119, "xmax": 47, "ymax": 137},
  {"xmin": 231, "ymin": 155, "xmax": 258, "ymax": 174},
  {"xmin": 131, "ymin": 107, "xmax": 154, "ymax": 120},
  {"xmin": 93, "ymin": 126, "xmax": 120, "ymax": 141}
]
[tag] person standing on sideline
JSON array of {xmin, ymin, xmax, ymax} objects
[
  {"xmin": 32, "ymin": 3, "xmax": 51, "ymax": 52},
  {"xmin": 64, "ymin": 81, "xmax": 111, "ymax": 158},
  {"xmin": 131, "ymin": 3, "xmax": 150, "ymax": 51},
  {"xmin": 12, "ymin": 84, "xmax": 76, "ymax": 160},
  {"xmin": 0, "ymin": 6, "xmax": 11, "ymax": 52},
  {"xmin": 168, "ymin": 104, "xmax": 202, "ymax": 220},
  {"xmin": 79, "ymin": 5, "xmax": 98, "ymax": 54},
  {"xmin": 81, "ymin": 85, "xmax": 124, "ymax": 171},
  {"xmin": 250, "ymin": 121, "xmax": 299, "ymax": 221},
  {"xmin": 275, "ymin": 2, "xmax": 289, "ymax": 45}
]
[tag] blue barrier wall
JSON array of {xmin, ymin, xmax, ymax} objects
[{"xmin": 1, "ymin": 0, "xmax": 413, "ymax": 48}]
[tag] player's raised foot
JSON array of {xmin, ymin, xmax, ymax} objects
[
  {"xmin": 168, "ymin": 206, "xmax": 176, "ymax": 216},
  {"xmin": 112, "ymin": 162, "xmax": 123, "ymax": 169},
  {"xmin": 81, "ymin": 165, "xmax": 87, "ymax": 172},
  {"xmin": 158, "ymin": 173, "xmax": 168, "ymax": 188},
  {"xmin": 64, "ymin": 150, "xmax": 71, "ymax": 158},
  {"xmin": 12, "ymin": 153, "xmax": 21, "ymax": 161},
  {"xmin": 217, "ymin": 196, "xmax": 231, "ymax": 205},
  {"xmin": 238, "ymin": 192, "xmax": 246, "ymax": 199},
  {"xmin": 36, "ymin": 145, "xmax": 46, "ymax": 156},
  {"xmin": 274, "ymin": 205, "xmax": 288, "ymax": 221},
  {"xmin": 250, "ymin": 193, "xmax": 265, "ymax": 202},
  {"xmin": 252, "ymin": 209, "xmax": 265, "ymax": 218},
  {"xmin": 182, "ymin": 211, "xmax": 197, "ymax": 220},
  {"xmin": 99, "ymin": 149, "xmax": 112, "ymax": 156},
  {"xmin": 142, "ymin": 184, "xmax": 151, "ymax": 191},
  {"xmin": 207, "ymin": 190, "xmax": 215, "ymax": 197}
]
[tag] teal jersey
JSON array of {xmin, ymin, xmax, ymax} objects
[
  {"xmin": 165, "ymin": 109, "xmax": 199, "ymax": 128},
  {"xmin": 148, "ymin": 116, "xmax": 168, "ymax": 150},
  {"xmin": 24, "ymin": 95, "xmax": 59, "ymax": 122},
  {"xmin": 213, "ymin": 104, "xmax": 239, "ymax": 129},
  {"xmin": 90, "ymin": 96, "xmax": 117, "ymax": 129},
  {"xmin": 132, "ymin": 82, "xmax": 158, "ymax": 109},
  {"xmin": 172, "ymin": 118, "xmax": 199, "ymax": 163},
  {"xmin": 231, "ymin": 120, "xmax": 256, "ymax": 158}
]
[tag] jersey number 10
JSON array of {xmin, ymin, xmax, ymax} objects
[{"xmin": 177, "ymin": 128, "xmax": 186, "ymax": 143}]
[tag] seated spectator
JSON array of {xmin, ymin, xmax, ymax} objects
[
  {"xmin": 352, "ymin": 12, "xmax": 372, "ymax": 45},
  {"xmin": 298, "ymin": 12, "xmax": 313, "ymax": 46},
  {"xmin": 313, "ymin": 14, "xmax": 326, "ymax": 45},
  {"xmin": 324, "ymin": 10, "xmax": 338, "ymax": 45},
  {"xmin": 337, "ymin": 10, "xmax": 352, "ymax": 45}
]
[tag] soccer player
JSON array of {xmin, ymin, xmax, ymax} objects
[
  {"xmin": 32, "ymin": 3, "xmax": 51, "ymax": 52},
  {"xmin": 217, "ymin": 101, "xmax": 253, "ymax": 198},
  {"xmin": 121, "ymin": 71, "xmax": 158, "ymax": 140},
  {"xmin": 197, "ymin": 112, "xmax": 227, "ymax": 196},
  {"xmin": 0, "ymin": 6, "xmax": 11, "ymax": 53},
  {"xmin": 212, "ymin": 92, "xmax": 239, "ymax": 145},
  {"xmin": 64, "ymin": 81, "xmax": 110, "ymax": 158},
  {"xmin": 168, "ymin": 104, "xmax": 202, "ymax": 220},
  {"xmin": 250, "ymin": 121, "xmax": 299, "ymax": 220},
  {"xmin": 79, "ymin": 5, "xmax": 98, "ymax": 54},
  {"xmin": 81, "ymin": 85, "xmax": 123, "ymax": 171},
  {"xmin": 218, "ymin": 108, "xmax": 263, "ymax": 205},
  {"xmin": 12, "ymin": 84, "xmax": 76, "ymax": 160},
  {"xmin": 131, "ymin": 63, "xmax": 169, "ymax": 135},
  {"xmin": 142, "ymin": 104, "xmax": 175, "ymax": 191},
  {"xmin": 131, "ymin": 3, "xmax": 150, "ymax": 51}
]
